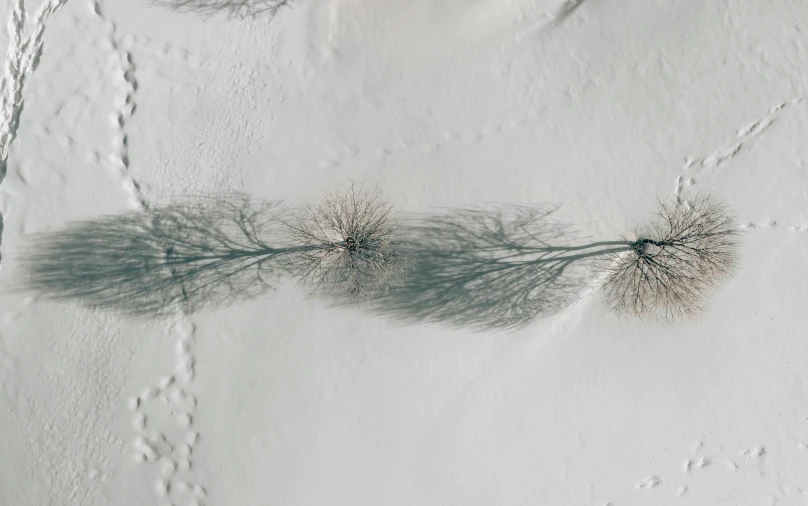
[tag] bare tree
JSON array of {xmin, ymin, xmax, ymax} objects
[
  {"xmin": 283, "ymin": 183, "xmax": 409, "ymax": 303},
  {"xmin": 597, "ymin": 194, "xmax": 740, "ymax": 322}
]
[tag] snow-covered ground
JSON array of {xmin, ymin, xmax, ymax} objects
[{"xmin": 1, "ymin": 0, "xmax": 808, "ymax": 504}]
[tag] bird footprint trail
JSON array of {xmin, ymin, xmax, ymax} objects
[{"xmin": 0, "ymin": 0, "xmax": 70, "ymax": 261}]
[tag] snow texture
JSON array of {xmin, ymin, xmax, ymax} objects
[{"xmin": 1, "ymin": 0, "xmax": 808, "ymax": 505}]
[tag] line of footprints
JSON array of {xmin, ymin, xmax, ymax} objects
[
  {"xmin": 623, "ymin": 441, "xmax": 808, "ymax": 504},
  {"xmin": 127, "ymin": 317, "xmax": 206, "ymax": 506},
  {"xmin": 677, "ymin": 178, "xmax": 808, "ymax": 233}
]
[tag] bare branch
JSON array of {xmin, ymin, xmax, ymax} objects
[
  {"xmin": 597, "ymin": 193, "xmax": 740, "ymax": 322},
  {"xmin": 283, "ymin": 182, "xmax": 409, "ymax": 304}
]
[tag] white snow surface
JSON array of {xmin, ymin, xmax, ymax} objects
[{"xmin": 1, "ymin": 0, "xmax": 808, "ymax": 504}]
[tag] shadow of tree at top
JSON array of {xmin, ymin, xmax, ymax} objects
[
  {"xmin": 17, "ymin": 195, "xmax": 628, "ymax": 329},
  {"xmin": 153, "ymin": 0, "xmax": 291, "ymax": 19},
  {"xmin": 17, "ymin": 194, "xmax": 297, "ymax": 318},
  {"xmin": 366, "ymin": 205, "xmax": 628, "ymax": 331}
]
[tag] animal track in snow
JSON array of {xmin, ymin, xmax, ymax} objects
[
  {"xmin": 0, "ymin": 337, "xmax": 20, "ymax": 400},
  {"xmin": 118, "ymin": 32, "xmax": 204, "ymax": 71},
  {"xmin": 674, "ymin": 97, "xmax": 808, "ymax": 233},
  {"xmin": 318, "ymin": 113, "xmax": 542, "ymax": 169},
  {"xmin": 735, "ymin": 220, "xmax": 808, "ymax": 233},
  {"xmin": 128, "ymin": 315, "xmax": 206, "ymax": 506},
  {"xmin": 64, "ymin": 12, "xmax": 206, "ymax": 71},
  {"xmin": 636, "ymin": 475, "xmax": 662, "ymax": 489},
  {"xmin": 676, "ymin": 98, "xmax": 800, "ymax": 196},
  {"xmin": 91, "ymin": 0, "xmax": 147, "ymax": 209},
  {"xmin": 594, "ymin": 440, "xmax": 808, "ymax": 505},
  {"xmin": 514, "ymin": 0, "xmax": 591, "ymax": 41},
  {"xmin": 23, "ymin": 121, "xmax": 112, "ymax": 174},
  {"xmin": 683, "ymin": 455, "xmax": 712, "ymax": 475},
  {"xmin": 740, "ymin": 445, "xmax": 767, "ymax": 458}
]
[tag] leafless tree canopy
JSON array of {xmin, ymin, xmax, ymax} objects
[
  {"xmin": 18, "ymin": 194, "xmax": 294, "ymax": 317},
  {"xmin": 597, "ymin": 194, "xmax": 740, "ymax": 322},
  {"xmin": 284, "ymin": 183, "xmax": 409, "ymax": 303}
]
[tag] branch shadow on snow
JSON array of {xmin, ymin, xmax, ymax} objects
[
  {"xmin": 17, "ymin": 194, "xmax": 294, "ymax": 318},
  {"xmin": 153, "ymin": 0, "xmax": 292, "ymax": 19},
  {"xmin": 18, "ymin": 196, "xmax": 624, "ymax": 330},
  {"xmin": 365, "ymin": 205, "xmax": 626, "ymax": 331}
]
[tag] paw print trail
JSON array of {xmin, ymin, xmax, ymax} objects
[
  {"xmin": 128, "ymin": 314, "xmax": 208, "ymax": 506},
  {"xmin": 674, "ymin": 97, "xmax": 808, "ymax": 235},
  {"xmin": 90, "ymin": 0, "xmax": 147, "ymax": 209}
]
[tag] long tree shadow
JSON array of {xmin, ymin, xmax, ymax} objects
[
  {"xmin": 16, "ymin": 194, "xmax": 298, "ymax": 317},
  {"xmin": 366, "ymin": 205, "xmax": 628, "ymax": 331},
  {"xmin": 17, "ymin": 195, "xmax": 628, "ymax": 329},
  {"xmin": 153, "ymin": 0, "xmax": 291, "ymax": 19}
]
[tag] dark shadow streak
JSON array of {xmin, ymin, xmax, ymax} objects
[
  {"xmin": 365, "ymin": 205, "xmax": 628, "ymax": 331},
  {"xmin": 16, "ymin": 194, "xmax": 298, "ymax": 317}
]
